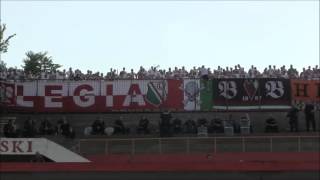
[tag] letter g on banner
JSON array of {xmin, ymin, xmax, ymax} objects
[
  {"xmin": 218, "ymin": 81, "xmax": 237, "ymax": 99},
  {"xmin": 265, "ymin": 81, "xmax": 284, "ymax": 99}
]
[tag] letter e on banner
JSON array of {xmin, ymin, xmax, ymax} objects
[{"xmin": 45, "ymin": 85, "xmax": 63, "ymax": 108}]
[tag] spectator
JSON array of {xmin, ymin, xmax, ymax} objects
[
  {"xmin": 67, "ymin": 127, "xmax": 76, "ymax": 139},
  {"xmin": 2, "ymin": 64, "xmax": 320, "ymax": 81},
  {"xmin": 197, "ymin": 118, "xmax": 208, "ymax": 127},
  {"xmin": 3, "ymin": 119, "xmax": 19, "ymax": 138},
  {"xmin": 91, "ymin": 117, "xmax": 105, "ymax": 135},
  {"xmin": 209, "ymin": 118, "xmax": 224, "ymax": 133},
  {"xmin": 119, "ymin": 67, "xmax": 127, "ymax": 79},
  {"xmin": 199, "ymin": 65, "xmax": 209, "ymax": 88},
  {"xmin": 113, "ymin": 116, "xmax": 128, "ymax": 134},
  {"xmin": 160, "ymin": 110, "xmax": 172, "ymax": 137},
  {"xmin": 55, "ymin": 118, "xmax": 63, "ymax": 135},
  {"xmin": 183, "ymin": 119, "xmax": 197, "ymax": 134},
  {"xmin": 304, "ymin": 103, "xmax": 316, "ymax": 132},
  {"xmin": 172, "ymin": 118, "xmax": 182, "ymax": 134},
  {"xmin": 23, "ymin": 117, "xmax": 37, "ymax": 137},
  {"xmin": 287, "ymin": 105, "xmax": 299, "ymax": 132},
  {"xmin": 137, "ymin": 116, "xmax": 150, "ymax": 134},
  {"xmin": 39, "ymin": 118, "xmax": 54, "ymax": 135},
  {"xmin": 265, "ymin": 116, "xmax": 279, "ymax": 133},
  {"xmin": 60, "ymin": 118, "xmax": 72, "ymax": 137}
]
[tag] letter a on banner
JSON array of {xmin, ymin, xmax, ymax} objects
[{"xmin": 123, "ymin": 84, "xmax": 145, "ymax": 106}]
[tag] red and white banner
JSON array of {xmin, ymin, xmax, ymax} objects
[{"xmin": 0, "ymin": 80, "xmax": 184, "ymax": 112}]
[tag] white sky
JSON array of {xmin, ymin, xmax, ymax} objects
[{"xmin": 1, "ymin": 0, "xmax": 319, "ymax": 73}]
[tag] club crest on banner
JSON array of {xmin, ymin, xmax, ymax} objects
[{"xmin": 145, "ymin": 81, "xmax": 168, "ymax": 107}]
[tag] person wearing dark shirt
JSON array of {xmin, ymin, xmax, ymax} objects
[
  {"xmin": 172, "ymin": 118, "xmax": 182, "ymax": 134},
  {"xmin": 160, "ymin": 110, "xmax": 172, "ymax": 137},
  {"xmin": 114, "ymin": 116, "xmax": 127, "ymax": 134},
  {"xmin": 3, "ymin": 119, "xmax": 18, "ymax": 138},
  {"xmin": 183, "ymin": 119, "xmax": 197, "ymax": 134},
  {"xmin": 39, "ymin": 118, "xmax": 54, "ymax": 135},
  {"xmin": 23, "ymin": 117, "xmax": 37, "ymax": 137},
  {"xmin": 92, "ymin": 117, "xmax": 105, "ymax": 135},
  {"xmin": 137, "ymin": 116, "xmax": 150, "ymax": 134},
  {"xmin": 265, "ymin": 116, "xmax": 278, "ymax": 133},
  {"xmin": 304, "ymin": 103, "xmax": 316, "ymax": 132},
  {"xmin": 209, "ymin": 118, "xmax": 224, "ymax": 133},
  {"xmin": 61, "ymin": 118, "xmax": 71, "ymax": 137},
  {"xmin": 287, "ymin": 106, "xmax": 299, "ymax": 132}
]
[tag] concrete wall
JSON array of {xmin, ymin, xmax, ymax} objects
[{"xmin": 2, "ymin": 110, "xmax": 319, "ymax": 136}]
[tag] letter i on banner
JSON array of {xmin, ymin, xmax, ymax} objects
[
  {"xmin": 183, "ymin": 79, "xmax": 200, "ymax": 111},
  {"xmin": 106, "ymin": 83, "xmax": 113, "ymax": 107}
]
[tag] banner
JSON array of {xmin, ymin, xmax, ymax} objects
[
  {"xmin": 291, "ymin": 79, "xmax": 320, "ymax": 103},
  {"xmin": 212, "ymin": 78, "xmax": 291, "ymax": 110},
  {"xmin": 1, "ymin": 78, "xmax": 299, "ymax": 112},
  {"xmin": 200, "ymin": 79, "xmax": 213, "ymax": 111},
  {"xmin": 2, "ymin": 80, "xmax": 184, "ymax": 112},
  {"xmin": 183, "ymin": 79, "xmax": 200, "ymax": 111},
  {"xmin": 0, "ymin": 81, "xmax": 15, "ymax": 106}
]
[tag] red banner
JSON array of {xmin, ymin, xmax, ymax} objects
[
  {"xmin": 291, "ymin": 79, "xmax": 320, "ymax": 103},
  {"xmin": 1, "ymin": 80, "xmax": 184, "ymax": 112}
]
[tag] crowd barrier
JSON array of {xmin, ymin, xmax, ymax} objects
[
  {"xmin": 0, "ymin": 78, "xmax": 319, "ymax": 112},
  {"xmin": 78, "ymin": 136, "xmax": 320, "ymax": 155}
]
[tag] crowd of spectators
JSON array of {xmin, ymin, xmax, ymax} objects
[
  {"xmin": 3, "ymin": 116, "xmax": 75, "ymax": 138},
  {"xmin": 2, "ymin": 103, "xmax": 316, "ymax": 138},
  {"xmin": 1, "ymin": 64, "xmax": 319, "ymax": 81}
]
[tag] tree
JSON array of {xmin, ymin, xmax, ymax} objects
[
  {"xmin": 0, "ymin": 24, "xmax": 16, "ymax": 54},
  {"xmin": 0, "ymin": 24, "xmax": 16, "ymax": 71},
  {"xmin": 22, "ymin": 51, "xmax": 61, "ymax": 76},
  {"xmin": 0, "ymin": 60, "xmax": 6, "ymax": 72}
]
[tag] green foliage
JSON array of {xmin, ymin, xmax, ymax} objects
[
  {"xmin": 22, "ymin": 51, "xmax": 61, "ymax": 76},
  {"xmin": 0, "ymin": 60, "xmax": 6, "ymax": 71},
  {"xmin": 0, "ymin": 24, "xmax": 16, "ymax": 54}
]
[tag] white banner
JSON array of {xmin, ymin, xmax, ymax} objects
[{"xmin": 183, "ymin": 79, "xmax": 200, "ymax": 111}]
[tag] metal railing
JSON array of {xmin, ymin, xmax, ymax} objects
[{"xmin": 78, "ymin": 135, "xmax": 320, "ymax": 155}]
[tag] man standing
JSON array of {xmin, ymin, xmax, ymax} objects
[
  {"xmin": 287, "ymin": 105, "xmax": 299, "ymax": 132},
  {"xmin": 160, "ymin": 110, "xmax": 172, "ymax": 137},
  {"xmin": 304, "ymin": 103, "xmax": 316, "ymax": 132}
]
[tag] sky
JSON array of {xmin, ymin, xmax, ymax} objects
[{"xmin": 0, "ymin": 0, "xmax": 319, "ymax": 73}]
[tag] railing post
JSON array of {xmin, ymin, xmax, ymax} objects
[
  {"xmin": 270, "ymin": 137, "xmax": 273, "ymax": 152},
  {"xmin": 298, "ymin": 136, "xmax": 301, "ymax": 152},
  {"xmin": 214, "ymin": 137, "xmax": 217, "ymax": 154},
  {"xmin": 242, "ymin": 137, "xmax": 245, "ymax": 152},
  {"xmin": 186, "ymin": 138, "xmax": 190, "ymax": 154},
  {"xmin": 105, "ymin": 140, "xmax": 109, "ymax": 155},
  {"xmin": 158, "ymin": 139, "xmax": 162, "ymax": 154},
  {"xmin": 78, "ymin": 140, "xmax": 81, "ymax": 154},
  {"xmin": 131, "ymin": 139, "xmax": 135, "ymax": 155}
]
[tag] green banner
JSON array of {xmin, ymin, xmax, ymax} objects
[{"xmin": 200, "ymin": 80, "xmax": 213, "ymax": 111}]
